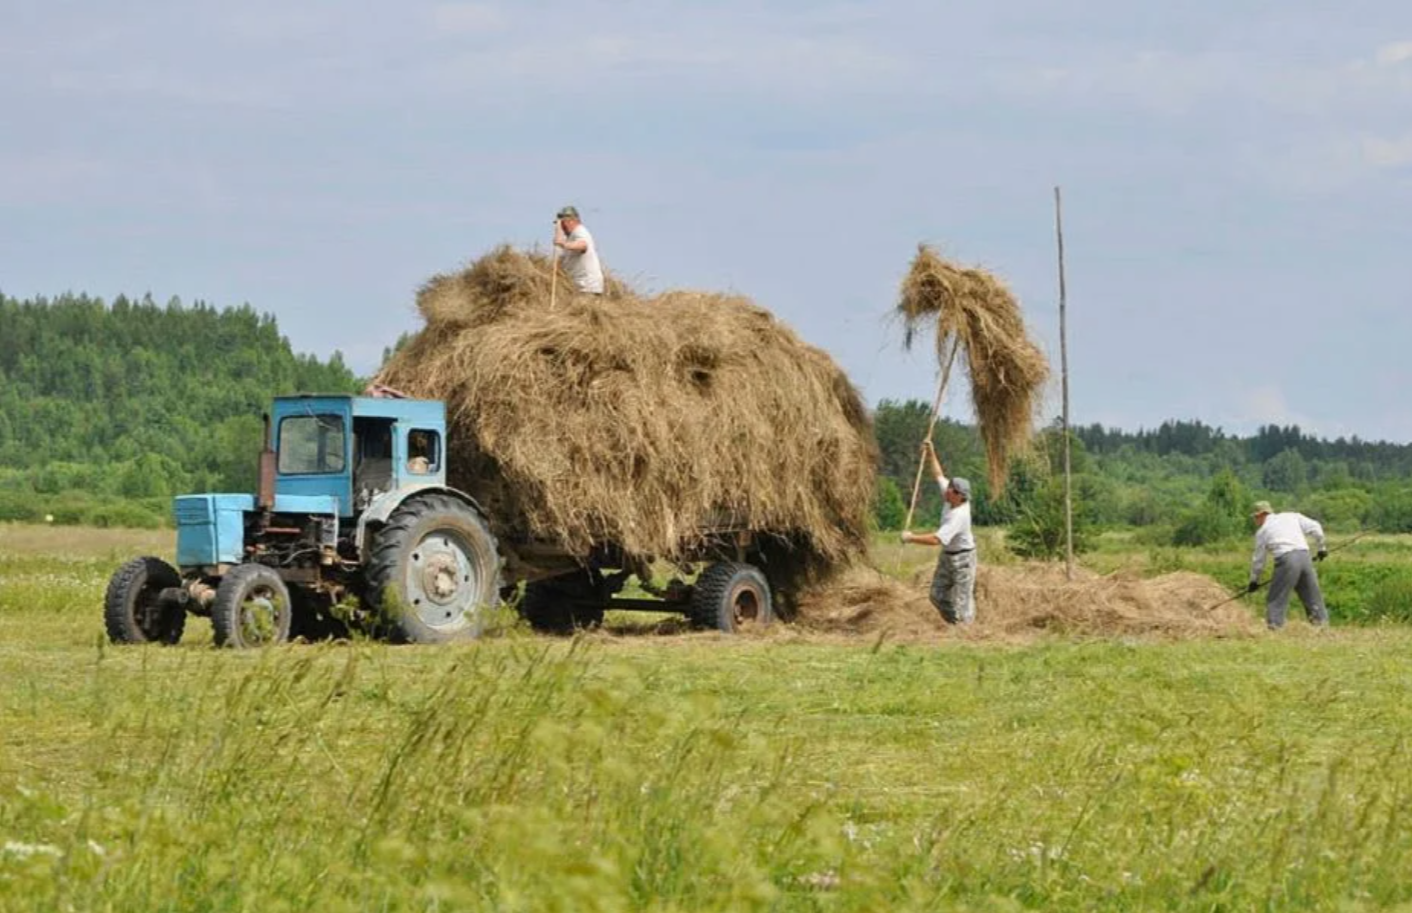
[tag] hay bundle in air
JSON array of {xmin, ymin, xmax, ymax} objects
[
  {"xmin": 897, "ymin": 244, "xmax": 1050, "ymax": 494},
  {"xmin": 374, "ymin": 245, "xmax": 877, "ymax": 586}
]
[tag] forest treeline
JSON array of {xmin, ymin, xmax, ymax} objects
[
  {"xmin": 874, "ymin": 400, "xmax": 1412, "ymax": 556},
  {"xmin": 0, "ymin": 292, "xmax": 360, "ymax": 527},
  {"xmin": 4, "ymin": 292, "xmax": 1412, "ymax": 542}
]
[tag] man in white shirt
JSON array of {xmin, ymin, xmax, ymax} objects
[
  {"xmin": 1248, "ymin": 500, "xmax": 1329, "ymax": 629},
  {"xmin": 901, "ymin": 440, "xmax": 977, "ymax": 624},
  {"xmin": 552, "ymin": 205, "xmax": 604, "ymax": 295}
]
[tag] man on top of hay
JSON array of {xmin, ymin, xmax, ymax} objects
[
  {"xmin": 901, "ymin": 440, "xmax": 977, "ymax": 625},
  {"xmin": 552, "ymin": 205, "xmax": 604, "ymax": 294},
  {"xmin": 1248, "ymin": 500, "xmax": 1329, "ymax": 630}
]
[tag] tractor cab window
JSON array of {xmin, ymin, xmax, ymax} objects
[
  {"xmin": 407, "ymin": 429, "xmax": 440, "ymax": 475},
  {"xmin": 278, "ymin": 414, "xmax": 347, "ymax": 474},
  {"xmin": 354, "ymin": 418, "xmax": 395, "ymax": 494}
]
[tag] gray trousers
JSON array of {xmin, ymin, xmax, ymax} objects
[
  {"xmin": 929, "ymin": 549, "xmax": 977, "ymax": 625},
  {"xmin": 1266, "ymin": 550, "xmax": 1328, "ymax": 629}
]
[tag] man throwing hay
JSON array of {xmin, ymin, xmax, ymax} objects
[
  {"xmin": 902, "ymin": 440, "xmax": 977, "ymax": 625},
  {"xmin": 1248, "ymin": 500, "xmax": 1329, "ymax": 630}
]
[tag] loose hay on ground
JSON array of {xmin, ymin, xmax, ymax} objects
[
  {"xmin": 793, "ymin": 563, "xmax": 1259, "ymax": 641},
  {"xmin": 896, "ymin": 245, "xmax": 1050, "ymax": 494},
  {"xmin": 374, "ymin": 246, "xmax": 878, "ymax": 588}
]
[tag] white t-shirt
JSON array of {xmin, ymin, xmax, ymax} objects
[
  {"xmin": 561, "ymin": 225, "xmax": 604, "ymax": 294},
  {"xmin": 1250, "ymin": 511, "xmax": 1326, "ymax": 580},
  {"xmin": 935, "ymin": 475, "xmax": 975, "ymax": 552}
]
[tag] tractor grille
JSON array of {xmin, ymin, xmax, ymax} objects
[{"xmin": 174, "ymin": 496, "xmax": 214, "ymax": 526}]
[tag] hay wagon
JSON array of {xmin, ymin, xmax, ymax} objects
[
  {"xmin": 102, "ymin": 393, "xmax": 778, "ymax": 649},
  {"xmin": 506, "ymin": 504, "xmax": 777, "ymax": 637}
]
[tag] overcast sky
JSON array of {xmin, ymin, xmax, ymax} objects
[{"xmin": 4, "ymin": 2, "xmax": 1411, "ymax": 441}]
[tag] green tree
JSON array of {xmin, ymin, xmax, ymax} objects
[
  {"xmin": 872, "ymin": 477, "xmax": 906, "ymax": 532},
  {"xmin": 1206, "ymin": 468, "xmax": 1249, "ymax": 518},
  {"xmin": 1302, "ymin": 488, "xmax": 1372, "ymax": 530},
  {"xmin": 1263, "ymin": 448, "xmax": 1309, "ymax": 493},
  {"xmin": 1171, "ymin": 470, "xmax": 1250, "ymax": 546},
  {"xmin": 0, "ymin": 291, "xmax": 360, "ymax": 517},
  {"xmin": 1007, "ymin": 476, "xmax": 1093, "ymax": 560},
  {"xmin": 1367, "ymin": 487, "xmax": 1412, "ymax": 533},
  {"xmin": 872, "ymin": 400, "xmax": 985, "ymax": 527}
]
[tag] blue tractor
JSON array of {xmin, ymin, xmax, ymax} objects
[{"xmin": 103, "ymin": 393, "xmax": 504, "ymax": 647}]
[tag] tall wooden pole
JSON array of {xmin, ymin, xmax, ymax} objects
[{"xmin": 1055, "ymin": 186, "xmax": 1074, "ymax": 580}]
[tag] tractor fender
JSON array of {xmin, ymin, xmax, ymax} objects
[{"xmin": 355, "ymin": 485, "xmax": 493, "ymax": 560}]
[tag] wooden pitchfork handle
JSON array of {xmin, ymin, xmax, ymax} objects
[
  {"xmin": 549, "ymin": 235, "xmax": 560, "ymax": 310},
  {"xmin": 903, "ymin": 336, "xmax": 962, "ymax": 531}
]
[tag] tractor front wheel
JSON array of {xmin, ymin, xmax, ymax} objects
[
  {"xmin": 212, "ymin": 564, "xmax": 293, "ymax": 649},
  {"xmin": 104, "ymin": 556, "xmax": 186, "ymax": 645},
  {"xmin": 365, "ymin": 494, "xmax": 502, "ymax": 643}
]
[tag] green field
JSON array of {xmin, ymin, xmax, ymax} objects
[{"xmin": 6, "ymin": 525, "xmax": 1412, "ymax": 911}]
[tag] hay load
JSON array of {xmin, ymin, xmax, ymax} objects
[
  {"xmin": 897, "ymin": 244, "xmax": 1050, "ymax": 494},
  {"xmin": 374, "ymin": 246, "xmax": 878, "ymax": 587}
]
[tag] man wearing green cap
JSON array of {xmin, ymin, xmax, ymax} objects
[
  {"xmin": 901, "ymin": 440, "xmax": 977, "ymax": 625},
  {"xmin": 1248, "ymin": 500, "xmax": 1329, "ymax": 629},
  {"xmin": 552, "ymin": 205, "xmax": 604, "ymax": 294}
]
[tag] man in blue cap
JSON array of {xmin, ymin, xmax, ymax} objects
[{"xmin": 902, "ymin": 440, "xmax": 977, "ymax": 624}]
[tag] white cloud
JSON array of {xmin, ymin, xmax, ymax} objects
[
  {"xmin": 46, "ymin": 65, "xmax": 294, "ymax": 109},
  {"xmin": 1375, "ymin": 41, "xmax": 1412, "ymax": 67},
  {"xmin": 1362, "ymin": 134, "xmax": 1412, "ymax": 167},
  {"xmin": 0, "ymin": 152, "xmax": 112, "ymax": 206},
  {"xmin": 430, "ymin": 3, "xmax": 506, "ymax": 36},
  {"xmin": 1234, "ymin": 385, "xmax": 1310, "ymax": 429},
  {"xmin": 417, "ymin": 23, "xmax": 912, "ymax": 103},
  {"xmin": 1237, "ymin": 134, "xmax": 1373, "ymax": 194}
]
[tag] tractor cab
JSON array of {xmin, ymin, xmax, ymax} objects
[
  {"xmin": 170, "ymin": 394, "xmax": 454, "ymax": 572},
  {"xmin": 269, "ymin": 394, "xmax": 448, "ymax": 516}
]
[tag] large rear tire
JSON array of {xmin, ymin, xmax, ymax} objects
[
  {"xmin": 104, "ymin": 556, "xmax": 186, "ymax": 645},
  {"xmin": 212, "ymin": 564, "xmax": 293, "ymax": 649},
  {"xmin": 520, "ymin": 570, "xmax": 606, "ymax": 635},
  {"xmin": 365, "ymin": 493, "xmax": 502, "ymax": 643},
  {"xmin": 690, "ymin": 562, "xmax": 774, "ymax": 633}
]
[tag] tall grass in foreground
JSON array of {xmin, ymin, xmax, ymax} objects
[
  {"xmin": 8, "ymin": 634, "xmax": 1412, "ymax": 908},
  {"xmin": 7, "ymin": 531, "xmax": 1412, "ymax": 909}
]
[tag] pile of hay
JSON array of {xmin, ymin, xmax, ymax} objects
[
  {"xmin": 792, "ymin": 565, "xmax": 938, "ymax": 639},
  {"xmin": 374, "ymin": 246, "xmax": 878, "ymax": 585},
  {"xmin": 793, "ymin": 563, "xmax": 1258, "ymax": 641},
  {"xmin": 897, "ymin": 245, "xmax": 1050, "ymax": 494},
  {"xmin": 977, "ymin": 566, "xmax": 1258, "ymax": 638}
]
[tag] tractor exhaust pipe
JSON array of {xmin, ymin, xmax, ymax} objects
[{"xmin": 258, "ymin": 412, "xmax": 276, "ymax": 511}]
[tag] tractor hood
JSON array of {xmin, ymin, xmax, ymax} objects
[{"xmin": 175, "ymin": 493, "xmax": 340, "ymax": 567}]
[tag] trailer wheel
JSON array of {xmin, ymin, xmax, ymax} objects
[
  {"xmin": 690, "ymin": 562, "xmax": 774, "ymax": 633},
  {"xmin": 520, "ymin": 570, "xmax": 605, "ymax": 635},
  {"xmin": 104, "ymin": 556, "xmax": 186, "ymax": 645},
  {"xmin": 212, "ymin": 564, "xmax": 293, "ymax": 648},
  {"xmin": 366, "ymin": 493, "xmax": 502, "ymax": 643}
]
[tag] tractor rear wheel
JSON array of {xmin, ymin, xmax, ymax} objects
[
  {"xmin": 212, "ymin": 564, "xmax": 293, "ymax": 648},
  {"xmin": 690, "ymin": 562, "xmax": 774, "ymax": 633},
  {"xmin": 520, "ymin": 570, "xmax": 606, "ymax": 634},
  {"xmin": 104, "ymin": 556, "xmax": 186, "ymax": 645},
  {"xmin": 365, "ymin": 494, "xmax": 502, "ymax": 643}
]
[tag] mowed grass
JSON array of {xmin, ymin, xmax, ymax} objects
[{"xmin": 7, "ymin": 526, "xmax": 1412, "ymax": 910}]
